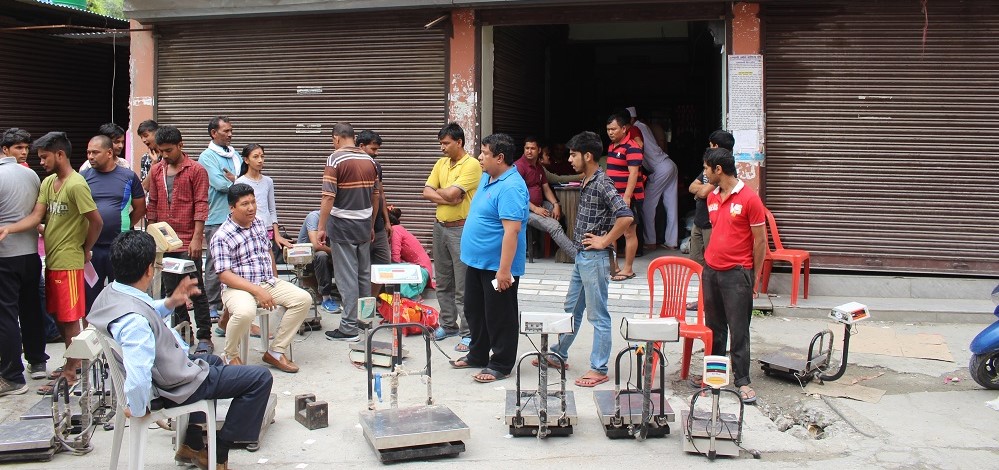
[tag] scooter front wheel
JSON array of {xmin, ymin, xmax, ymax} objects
[{"xmin": 969, "ymin": 351, "xmax": 999, "ymax": 390}]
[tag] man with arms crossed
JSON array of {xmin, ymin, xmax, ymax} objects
[{"xmin": 422, "ymin": 123, "xmax": 482, "ymax": 352}]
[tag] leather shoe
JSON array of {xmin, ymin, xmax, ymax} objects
[
  {"xmin": 262, "ymin": 352, "xmax": 299, "ymax": 373},
  {"xmin": 216, "ymin": 463, "xmax": 232, "ymax": 470},
  {"xmin": 224, "ymin": 355, "xmax": 244, "ymax": 366},
  {"xmin": 175, "ymin": 444, "xmax": 208, "ymax": 470}
]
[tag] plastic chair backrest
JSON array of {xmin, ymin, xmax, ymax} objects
[
  {"xmin": 647, "ymin": 256, "xmax": 703, "ymax": 325},
  {"xmin": 94, "ymin": 332, "xmax": 127, "ymax": 409},
  {"xmin": 764, "ymin": 207, "xmax": 785, "ymax": 252}
]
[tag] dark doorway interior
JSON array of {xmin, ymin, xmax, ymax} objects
[{"xmin": 492, "ymin": 21, "xmax": 724, "ymax": 244}]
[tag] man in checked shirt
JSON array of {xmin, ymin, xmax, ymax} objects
[
  {"xmin": 546, "ymin": 131, "xmax": 633, "ymax": 388},
  {"xmin": 211, "ymin": 183, "xmax": 310, "ymax": 372}
]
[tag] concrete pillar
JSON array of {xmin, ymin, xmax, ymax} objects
[
  {"xmin": 447, "ymin": 8, "xmax": 479, "ymax": 154},
  {"xmin": 731, "ymin": 2, "xmax": 762, "ymax": 193},
  {"xmin": 128, "ymin": 19, "xmax": 155, "ymax": 174}
]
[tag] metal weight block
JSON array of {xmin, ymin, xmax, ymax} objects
[{"xmin": 295, "ymin": 394, "xmax": 328, "ymax": 430}]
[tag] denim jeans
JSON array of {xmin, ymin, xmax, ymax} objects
[{"xmin": 552, "ymin": 249, "xmax": 612, "ymax": 375}]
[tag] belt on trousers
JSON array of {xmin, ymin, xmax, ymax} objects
[{"xmin": 437, "ymin": 219, "xmax": 465, "ymax": 228}]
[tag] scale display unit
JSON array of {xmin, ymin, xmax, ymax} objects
[
  {"xmin": 505, "ymin": 312, "xmax": 578, "ymax": 438},
  {"xmin": 593, "ymin": 316, "xmax": 678, "ymax": 439},
  {"xmin": 359, "ymin": 265, "xmax": 470, "ymax": 463}
]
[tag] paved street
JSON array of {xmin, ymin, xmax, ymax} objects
[{"xmin": 1, "ymin": 255, "xmax": 997, "ymax": 469}]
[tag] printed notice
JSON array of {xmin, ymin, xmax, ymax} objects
[{"xmin": 727, "ymin": 54, "xmax": 763, "ymax": 131}]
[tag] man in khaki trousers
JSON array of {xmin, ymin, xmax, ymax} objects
[{"xmin": 210, "ymin": 183, "xmax": 310, "ymax": 373}]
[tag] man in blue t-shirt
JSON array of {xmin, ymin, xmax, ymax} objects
[
  {"xmin": 81, "ymin": 135, "xmax": 145, "ymax": 312},
  {"xmin": 450, "ymin": 133, "xmax": 528, "ymax": 383},
  {"xmin": 296, "ymin": 210, "xmax": 339, "ymax": 313}
]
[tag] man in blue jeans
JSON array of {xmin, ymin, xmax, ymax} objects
[{"xmin": 548, "ymin": 131, "xmax": 633, "ymax": 388}]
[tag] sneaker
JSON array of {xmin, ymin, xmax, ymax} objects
[
  {"xmin": 28, "ymin": 363, "xmax": 47, "ymax": 380},
  {"xmin": 320, "ymin": 299, "xmax": 342, "ymax": 314},
  {"xmin": 0, "ymin": 378, "xmax": 29, "ymax": 397},
  {"xmin": 324, "ymin": 329, "xmax": 360, "ymax": 342}
]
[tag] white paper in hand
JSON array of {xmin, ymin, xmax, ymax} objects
[{"xmin": 84, "ymin": 261, "xmax": 99, "ymax": 287}]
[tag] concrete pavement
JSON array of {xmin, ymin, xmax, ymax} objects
[{"xmin": 2, "ymin": 254, "xmax": 997, "ymax": 469}]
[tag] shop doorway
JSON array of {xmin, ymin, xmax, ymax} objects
[{"xmin": 483, "ymin": 21, "xmax": 725, "ymax": 245}]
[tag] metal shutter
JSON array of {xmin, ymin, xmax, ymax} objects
[
  {"xmin": 492, "ymin": 26, "xmax": 550, "ymax": 144},
  {"xmin": 155, "ymin": 14, "xmax": 446, "ymax": 244},
  {"xmin": 763, "ymin": 0, "xmax": 999, "ymax": 275}
]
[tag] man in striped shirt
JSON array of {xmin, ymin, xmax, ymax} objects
[
  {"xmin": 318, "ymin": 123, "xmax": 380, "ymax": 342},
  {"xmin": 605, "ymin": 111, "xmax": 644, "ymax": 281}
]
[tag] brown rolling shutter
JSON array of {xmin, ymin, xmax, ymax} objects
[
  {"xmin": 763, "ymin": 0, "xmax": 999, "ymax": 275},
  {"xmin": 155, "ymin": 14, "xmax": 446, "ymax": 244},
  {"xmin": 492, "ymin": 26, "xmax": 550, "ymax": 144},
  {"xmin": 0, "ymin": 32, "xmax": 127, "ymax": 172}
]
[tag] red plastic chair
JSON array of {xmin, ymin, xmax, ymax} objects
[
  {"xmin": 647, "ymin": 256, "xmax": 713, "ymax": 380},
  {"xmin": 760, "ymin": 208, "xmax": 811, "ymax": 307}
]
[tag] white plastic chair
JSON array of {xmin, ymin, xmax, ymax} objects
[
  {"xmin": 96, "ymin": 333, "xmax": 217, "ymax": 470},
  {"xmin": 239, "ymin": 306, "xmax": 292, "ymax": 362}
]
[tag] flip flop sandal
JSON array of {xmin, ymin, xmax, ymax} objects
[
  {"xmin": 454, "ymin": 337, "xmax": 471, "ymax": 352},
  {"xmin": 574, "ymin": 373, "xmax": 609, "ymax": 387},
  {"xmin": 611, "ymin": 273, "xmax": 637, "ymax": 282},
  {"xmin": 37, "ymin": 376, "xmax": 79, "ymax": 395},
  {"xmin": 740, "ymin": 387, "xmax": 758, "ymax": 404},
  {"xmin": 473, "ymin": 368, "xmax": 508, "ymax": 383},
  {"xmin": 449, "ymin": 356, "xmax": 482, "ymax": 369},
  {"xmin": 531, "ymin": 357, "xmax": 569, "ymax": 370}
]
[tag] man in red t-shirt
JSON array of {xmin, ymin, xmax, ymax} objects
[{"xmin": 702, "ymin": 147, "xmax": 766, "ymax": 404}]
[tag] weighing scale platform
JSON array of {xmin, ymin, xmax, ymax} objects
[
  {"xmin": 680, "ymin": 410, "xmax": 741, "ymax": 457},
  {"xmin": 359, "ymin": 404, "xmax": 469, "ymax": 462},
  {"xmin": 759, "ymin": 348, "xmax": 830, "ymax": 379},
  {"xmin": 504, "ymin": 390, "xmax": 577, "ymax": 436},
  {"xmin": 593, "ymin": 390, "xmax": 674, "ymax": 438},
  {"xmin": 0, "ymin": 419, "xmax": 55, "ymax": 462},
  {"xmin": 21, "ymin": 395, "xmax": 80, "ymax": 420}
]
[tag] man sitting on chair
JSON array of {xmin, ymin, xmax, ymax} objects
[
  {"xmin": 88, "ymin": 231, "xmax": 273, "ymax": 470},
  {"xmin": 211, "ymin": 183, "xmax": 311, "ymax": 372}
]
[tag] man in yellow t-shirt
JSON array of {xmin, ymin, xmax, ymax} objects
[
  {"xmin": 422, "ymin": 123, "xmax": 482, "ymax": 352},
  {"xmin": 0, "ymin": 131, "xmax": 102, "ymax": 394}
]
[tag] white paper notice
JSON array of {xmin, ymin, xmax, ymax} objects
[
  {"xmin": 84, "ymin": 261, "xmax": 98, "ymax": 287},
  {"xmin": 733, "ymin": 130, "xmax": 759, "ymax": 153},
  {"xmin": 728, "ymin": 55, "xmax": 764, "ymax": 132}
]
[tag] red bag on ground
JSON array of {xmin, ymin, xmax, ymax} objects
[{"xmin": 377, "ymin": 293, "xmax": 440, "ymax": 336}]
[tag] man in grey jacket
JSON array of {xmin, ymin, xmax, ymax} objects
[{"xmin": 88, "ymin": 231, "xmax": 272, "ymax": 470}]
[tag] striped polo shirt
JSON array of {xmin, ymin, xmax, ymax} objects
[{"xmin": 606, "ymin": 136, "xmax": 644, "ymax": 200}]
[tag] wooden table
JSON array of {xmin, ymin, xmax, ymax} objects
[{"xmin": 553, "ymin": 186, "xmax": 580, "ymax": 263}]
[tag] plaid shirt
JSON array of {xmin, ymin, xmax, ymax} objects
[
  {"xmin": 146, "ymin": 155, "xmax": 209, "ymax": 251},
  {"xmin": 572, "ymin": 169, "xmax": 633, "ymax": 252},
  {"xmin": 210, "ymin": 216, "xmax": 276, "ymax": 287}
]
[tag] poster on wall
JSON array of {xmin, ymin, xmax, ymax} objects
[{"xmin": 727, "ymin": 54, "xmax": 764, "ymax": 163}]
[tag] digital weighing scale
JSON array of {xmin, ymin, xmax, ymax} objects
[
  {"xmin": 759, "ymin": 302, "xmax": 871, "ymax": 384},
  {"xmin": 593, "ymin": 316, "xmax": 678, "ymax": 439},
  {"xmin": 505, "ymin": 312, "xmax": 577, "ymax": 438},
  {"xmin": 359, "ymin": 266, "xmax": 469, "ymax": 463},
  {"xmin": 681, "ymin": 356, "xmax": 748, "ymax": 459}
]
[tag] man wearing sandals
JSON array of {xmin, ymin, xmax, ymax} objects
[
  {"xmin": 548, "ymin": 131, "xmax": 633, "ymax": 388},
  {"xmin": 449, "ymin": 133, "xmax": 528, "ymax": 383},
  {"xmin": 0, "ymin": 132, "xmax": 103, "ymax": 395},
  {"xmin": 701, "ymin": 147, "xmax": 766, "ymax": 404}
]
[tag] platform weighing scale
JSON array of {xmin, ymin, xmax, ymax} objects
[
  {"xmin": 681, "ymin": 356, "xmax": 747, "ymax": 459},
  {"xmin": 359, "ymin": 265, "xmax": 470, "ymax": 463},
  {"xmin": 594, "ymin": 316, "xmax": 678, "ymax": 439},
  {"xmin": 284, "ymin": 243, "xmax": 323, "ymax": 334},
  {"xmin": 505, "ymin": 312, "xmax": 577, "ymax": 438},
  {"xmin": 0, "ymin": 327, "xmax": 114, "ymax": 462},
  {"xmin": 759, "ymin": 302, "xmax": 871, "ymax": 384}
]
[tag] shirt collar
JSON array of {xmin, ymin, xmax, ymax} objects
[
  {"xmin": 0, "ymin": 156, "xmax": 16, "ymax": 165},
  {"xmin": 111, "ymin": 281, "xmax": 156, "ymax": 308},
  {"xmin": 712, "ymin": 179, "xmax": 745, "ymax": 195},
  {"xmin": 487, "ymin": 166, "xmax": 519, "ymax": 186}
]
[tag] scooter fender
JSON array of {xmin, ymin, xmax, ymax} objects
[{"xmin": 970, "ymin": 306, "xmax": 999, "ymax": 355}]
